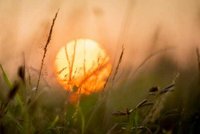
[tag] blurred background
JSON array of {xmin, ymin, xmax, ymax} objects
[
  {"xmin": 0, "ymin": 0, "xmax": 200, "ymax": 77},
  {"xmin": 0, "ymin": 0, "xmax": 200, "ymax": 133}
]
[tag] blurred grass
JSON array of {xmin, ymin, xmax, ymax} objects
[
  {"xmin": 0, "ymin": 54, "xmax": 199, "ymax": 134},
  {"xmin": 0, "ymin": 48, "xmax": 200, "ymax": 134}
]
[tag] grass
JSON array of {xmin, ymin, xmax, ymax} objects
[
  {"xmin": 0, "ymin": 11, "xmax": 200, "ymax": 134},
  {"xmin": 0, "ymin": 54, "xmax": 200, "ymax": 134},
  {"xmin": 36, "ymin": 10, "xmax": 59, "ymax": 91}
]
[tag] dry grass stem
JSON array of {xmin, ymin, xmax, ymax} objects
[
  {"xmin": 196, "ymin": 47, "xmax": 200, "ymax": 82},
  {"xmin": 36, "ymin": 10, "xmax": 59, "ymax": 91},
  {"xmin": 112, "ymin": 46, "xmax": 124, "ymax": 82}
]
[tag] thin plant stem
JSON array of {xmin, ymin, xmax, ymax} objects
[{"xmin": 35, "ymin": 10, "xmax": 59, "ymax": 91}]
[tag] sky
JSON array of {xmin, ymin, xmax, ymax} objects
[{"xmin": 0, "ymin": 0, "xmax": 200, "ymax": 81}]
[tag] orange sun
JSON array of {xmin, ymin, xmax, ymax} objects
[{"xmin": 54, "ymin": 39, "xmax": 112, "ymax": 95}]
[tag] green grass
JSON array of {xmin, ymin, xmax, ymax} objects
[
  {"xmin": 0, "ymin": 12, "xmax": 199, "ymax": 134},
  {"xmin": 0, "ymin": 55, "xmax": 200, "ymax": 134}
]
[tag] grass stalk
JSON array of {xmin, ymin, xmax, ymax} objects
[
  {"xmin": 196, "ymin": 47, "xmax": 200, "ymax": 83},
  {"xmin": 35, "ymin": 10, "xmax": 59, "ymax": 91},
  {"xmin": 112, "ymin": 46, "xmax": 124, "ymax": 82}
]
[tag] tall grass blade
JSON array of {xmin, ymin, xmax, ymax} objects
[
  {"xmin": 36, "ymin": 10, "xmax": 59, "ymax": 91},
  {"xmin": 0, "ymin": 64, "xmax": 12, "ymax": 88}
]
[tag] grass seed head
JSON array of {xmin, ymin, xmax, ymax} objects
[{"xmin": 18, "ymin": 65, "xmax": 25, "ymax": 83}]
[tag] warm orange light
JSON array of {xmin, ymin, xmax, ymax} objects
[{"xmin": 55, "ymin": 39, "xmax": 112, "ymax": 95}]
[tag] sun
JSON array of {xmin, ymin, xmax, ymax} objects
[{"xmin": 54, "ymin": 39, "xmax": 112, "ymax": 95}]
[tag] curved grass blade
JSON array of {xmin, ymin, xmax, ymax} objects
[{"xmin": 0, "ymin": 64, "xmax": 12, "ymax": 88}]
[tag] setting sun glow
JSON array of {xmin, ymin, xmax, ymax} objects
[{"xmin": 54, "ymin": 39, "xmax": 112, "ymax": 95}]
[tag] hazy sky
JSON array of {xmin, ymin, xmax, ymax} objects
[{"xmin": 0, "ymin": 0, "xmax": 200, "ymax": 80}]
